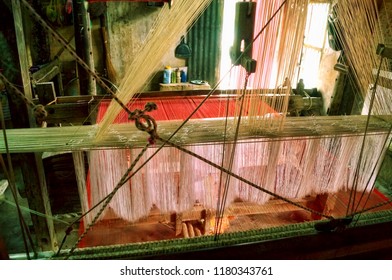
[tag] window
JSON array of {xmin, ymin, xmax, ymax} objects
[
  {"xmin": 297, "ymin": 3, "xmax": 330, "ymax": 88},
  {"xmin": 219, "ymin": 1, "xmax": 330, "ymax": 90}
]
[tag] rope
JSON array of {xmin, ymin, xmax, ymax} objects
[
  {"xmin": 214, "ymin": 73, "xmax": 251, "ymax": 239},
  {"xmin": 0, "ymin": 197, "xmax": 70, "ymax": 225},
  {"xmin": 351, "ymin": 125, "xmax": 392, "ymax": 226},
  {"xmin": 128, "ymin": 102, "xmax": 158, "ymax": 144},
  {"xmin": 353, "ymin": 198, "xmax": 392, "ymax": 216},
  {"xmin": 212, "ymin": 1, "xmax": 289, "ymax": 237},
  {"xmin": 214, "ymin": 94, "xmax": 232, "ymax": 237},
  {"xmin": 347, "ymin": 54, "xmax": 385, "ymax": 216}
]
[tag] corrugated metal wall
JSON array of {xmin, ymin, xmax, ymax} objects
[{"xmin": 187, "ymin": 0, "xmax": 224, "ymax": 87}]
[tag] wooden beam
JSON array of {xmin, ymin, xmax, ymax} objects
[
  {"xmin": 44, "ymin": 92, "xmax": 322, "ymax": 125},
  {"xmin": 11, "ymin": 0, "xmax": 58, "ymax": 252},
  {"xmin": 1, "ymin": 115, "xmax": 391, "ymax": 154},
  {"xmin": 31, "ymin": 59, "xmax": 62, "ymax": 83},
  {"xmin": 72, "ymin": 0, "xmax": 96, "ymax": 95},
  {"xmin": 51, "ymin": 208, "xmax": 392, "ymax": 259},
  {"xmin": 12, "ymin": 0, "xmax": 32, "ymax": 101},
  {"xmin": 45, "ymin": 102, "xmax": 90, "ymax": 124},
  {"xmin": 328, "ymin": 71, "xmax": 347, "ymax": 115},
  {"xmin": 143, "ymin": 219, "xmax": 392, "ymax": 260}
]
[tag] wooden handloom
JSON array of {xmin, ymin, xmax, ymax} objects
[
  {"xmin": 2, "ymin": 91, "xmax": 392, "ymax": 260},
  {"xmin": 3, "ymin": 0, "xmax": 392, "ymax": 260}
]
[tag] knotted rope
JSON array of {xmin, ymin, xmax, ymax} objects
[{"xmin": 128, "ymin": 102, "xmax": 158, "ymax": 144}]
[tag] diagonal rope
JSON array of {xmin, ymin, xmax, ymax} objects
[
  {"xmin": 213, "ymin": 0, "xmax": 289, "ymax": 237},
  {"xmin": 214, "ymin": 73, "xmax": 251, "ymax": 239},
  {"xmin": 214, "ymin": 93, "xmax": 232, "ymax": 237},
  {"xmin": 351, "ymin": 126, "xmax": 392, "ymax": 226},
  {"xmin": 352, "ymin": 197, "xmax": 392, "ymax": 217},
  {"xmin": 346, "ymin": 54, "xmax": 385, "ymax": 216},
  {"xmin": 0, "ymin": 198, "xmax": 70, "ymax": 225}
]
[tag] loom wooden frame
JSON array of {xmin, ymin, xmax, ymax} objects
[{"xmin": 1, "ymin": 115, "xmax": 391, "ymax": 154}]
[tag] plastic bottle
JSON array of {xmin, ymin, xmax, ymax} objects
[
  {"xmin": 180, "ymin": 70, "xmax": 187, "ymax": 82},
  {"xmin": 163, "ymin": 66, "xmax": 172, "ymax": 84},
  {"xmin": 176, "ymin": 69, "xmax": 181, "ymax": 83},
  {"xmin": 171, "ymin": 70, "xmax": 176, "ymax": 84}
]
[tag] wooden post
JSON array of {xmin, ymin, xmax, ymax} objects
[
  {"xmin": 328, "ymin": 71, "xmax": 347, "ymax": 115},
  {"xmin": 175, "ymin": 212, "xmax": 183, "ymax": 236},
  {"xmin": 12, "ymin": 0, "xmax": 32, "ymax": 101},
  {"xmin": 82, "ymin": 8, "xmax": 97, "ymax": 96},
  {"xmin": 203, "ymin": 209, "xmax": 212, "ymax": 235},
  {"xmin": 12, "ymin": 0, "xmax": 58, "ymax": 252},
  {"xmin": 73, "ymin": 0, "xmax": 96, "ymax": 95},
  {"xmin": 72, "ymin": 151, "xmax": 89, "ymax": 224},
  {"xmin": 18, "ymin": 154, "xmax": 58, "ymax": 251}
]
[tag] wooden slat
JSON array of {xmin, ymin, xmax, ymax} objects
[{"xmin": 30, "ymin": 59, "xmax": 62, "ymax": 82}]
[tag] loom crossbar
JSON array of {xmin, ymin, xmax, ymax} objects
[{"xmin": 1, "ymin": 115, "xmax": 391, "ymax": 153}]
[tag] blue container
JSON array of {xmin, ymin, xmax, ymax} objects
[
  {"xmin": 181, "ymin": 70, "xmax": 187, "ymax": 82},
  {"xmin": 163, "ymin": 66, "xmax": 172, "ymax": 84}
]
